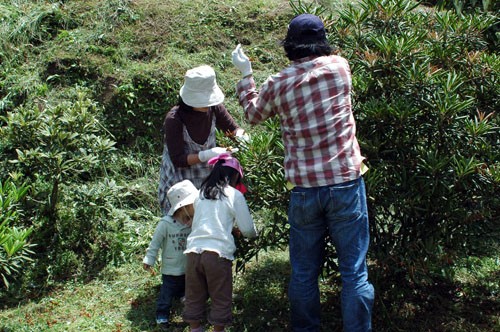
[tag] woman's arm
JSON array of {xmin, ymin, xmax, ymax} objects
[
  {"xmin": 186, "ymin": 153, "xmax": 202, "ymax": 165},
  {"xmin": 214, "ymin": 104, "xmax": 240, "ymax": 134},
  {"xmin": 164, "ymin": 112, "xmax": 193, "ymax": 167}
]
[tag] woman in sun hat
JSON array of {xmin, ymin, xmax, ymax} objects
[{"xmin": 158, "ymin": 65, "xmax": 248, "ymax": 216}]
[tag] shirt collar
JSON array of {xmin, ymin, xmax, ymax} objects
[{"xmin": 292, "ymin": 55, "xmax": 322, "ymax": 64}]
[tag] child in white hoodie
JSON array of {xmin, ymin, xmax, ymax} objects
[
  {"xmin": 143, "ymin": 180, "xmax": 198, "ymax": 327},
  {"xmin": 182, "ymin": 154, "xmax": 257, "ymax": 332}
]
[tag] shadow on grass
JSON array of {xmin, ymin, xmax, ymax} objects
[
  {"xmin": 0, "ymin": 258, "xmax": 109, "ymax": 310},
  {"xmin": 318, "ymin": 273, "xmax": 344, "ymax": 332},
  {"xmin": 125, "ymin": 281, "xmax": 187, "ymax": 332},
  {"xmin": 372, "ymin": 268, "xmax": 500, "ymax": 332},
  {"xmin": 231, "ymin": 256, "xmax": 292, "ymax": 332},
  {"xmin": 231, "ymin": 253, "xmax": 345, "ymax": 332},
  {"xmin": 125, "ymin": 253, "xmax": 498, "ymax": 332},
  {"xmin": 231, "ymin": 257, "xmax": 499, "ymax": 332},
  {"xmin": 0, "ymin": 328, "xmax": 15, "ymax": 332}
]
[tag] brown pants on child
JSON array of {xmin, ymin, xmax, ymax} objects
[{"xmin": 183, "ymin": 251, "xmax": 233, "ymax": 326}]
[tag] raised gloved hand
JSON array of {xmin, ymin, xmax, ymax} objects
[
  {"xmin": 198, "ymin": 147, "xmax": 231, "ymax": 162},
  {"xmin": 234, "ymin": 128, "xmax": 250, "ymax": 143},
  {"xmin": 232, "ymin": 44, "xmax": 252, "ymax": 77}
]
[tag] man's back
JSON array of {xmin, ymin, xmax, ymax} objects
[{"xmin": 236, "ymin": 54, "xmax": 364, "ymax": 187}]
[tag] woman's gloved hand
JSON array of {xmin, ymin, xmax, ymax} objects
[
  {"xmin": 232, "ymin": 44, "xmax": 252, "ymax": 77},
  {"xmin": 198, "ymin": 147, "xmax": 230, "ymax": 162},
  {"xmin": 234, "ymin": 128, "xmax": 250, "ymax": 143}
]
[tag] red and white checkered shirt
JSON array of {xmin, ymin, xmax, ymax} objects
[{"xmin": 236, "ymin": 55, "xmax": 364, "ymax": 187}]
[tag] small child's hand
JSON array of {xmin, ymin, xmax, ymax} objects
[
  {"xmin": 143, "ymin": 263, "xmax": 152, "ymax": 271},
  {"xmin": 232, "ymin": 226, "xmax": 242, "ymax": 238}
]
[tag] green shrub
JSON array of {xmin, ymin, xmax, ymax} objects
[
  {"xmin": 25, "ymin": 163, "xmax": 159, "ymax": 283},
  {"xmin": 0, "ymin": 179, "xmax": 33, "ymax": 288},
  {"xmin": 233, "ymin": 0, "xmax": 500, "ymax": 286},
  {"xmin": 422, "ymin": 0, "xmax": 500, "ymax": 14},
  {"xmin": 50, "ymin": 179, "xmax": 133, "ymax": 280},
  {"xmin": 318, "ymin": 0, "xmax": 500, "ymax": 283},
  {"xmin": 1, "ymin": 88, "xmax": 116, "ymax": 217},
  {"xmin": 0, "ymin": 87, "xmax": 120, "ymax": 283},
  {"xmin": 217, "ymin": 119, "xmax": 290, "ymax": 271}
]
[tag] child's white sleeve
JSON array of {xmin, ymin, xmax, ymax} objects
[
  {"xmin": 233, "ymin": 192, "xmax": 257, "ymax": 238},
  {"xmin": 142, "ymin": 219, "xmax": 168, "ymax": 266}
]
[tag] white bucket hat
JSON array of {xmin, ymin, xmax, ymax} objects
[
  {"xmin": 179, "ymin": 65, "xmax": 225, "ymax": 108},
  {"xmin": 167, "ymin": 180, "xmax": 199, "ymax": 216}
]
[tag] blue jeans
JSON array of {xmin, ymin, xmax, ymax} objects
[
  {"xmin": 157, "ymin": 274, "xmax": 185, "ymax": 321},
  {"xmin": 288, "ymin": 177, "xmax": 374, "ymax": 332}
]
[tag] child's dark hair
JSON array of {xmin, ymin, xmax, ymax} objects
[{"xmin": 200, "ymin": 159, "xmax": 241, "ymax": 200}]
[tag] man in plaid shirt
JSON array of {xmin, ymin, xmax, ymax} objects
[{"xmin": 232, "ymin": 14, "xmax": 374, "ymax": 332}]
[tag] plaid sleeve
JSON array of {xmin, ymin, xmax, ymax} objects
[{"xmin": 236, "ymin": 76, "xmax": 276, "ymax": 125}]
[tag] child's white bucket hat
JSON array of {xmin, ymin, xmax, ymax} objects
[
  {"xmin": 179, "ymin": 65, "xmax": 225, "ymax": 108},
  {"xmin": 167, "ymin": 180, "xmax": 199, "ymax": 216}
]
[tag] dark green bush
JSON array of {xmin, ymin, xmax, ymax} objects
[
  {"xmin": 217, "ymin": 119, "xmax": 290, "ymax": 271},
  {"xmin": 421, "ymin": 0, "xmax": 500, "ymax": 14},
  {"xmin": 323, "ymin": 0, "xmax": 499, "ymax": 283},
  {"xmin": 0, "ymin": 87, "xmax": 122, "ymax": 283},
  {"xmin": 234, "ymin": 0, "xmax": 500, "ymax": 286},
  {"xmin": 0, "ymin": 179, "xmax": 33, "ymax": 288}
]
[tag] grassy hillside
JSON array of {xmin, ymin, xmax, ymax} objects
[{"xmin": 1, "ymin": 0, "xmax": 294, "ymax": 146}]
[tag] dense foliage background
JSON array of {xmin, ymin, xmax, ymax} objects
[{"xmin": 0, "ymin": 0, "xmax": 498, "ymax": 331}]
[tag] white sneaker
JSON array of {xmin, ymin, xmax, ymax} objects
[{"xmin": 156, "ymin": 318, "xmax": 168, "ymax": 324}]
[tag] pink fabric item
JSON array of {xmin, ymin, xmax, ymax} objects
[
  {"xmin": 207, "ymin": 153, "xmax": 244, "ymax": 178},
  {"xmin": 235, "ymin": 183, "xmax": 247, "ymax": 194}
]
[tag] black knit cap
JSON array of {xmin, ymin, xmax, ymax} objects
[{"xmin": 286, "ymin": 14, "xmax": 326, "ymax": 44}]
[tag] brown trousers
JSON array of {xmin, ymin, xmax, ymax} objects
[{"xmin": 183, "ymin": 251, "xmax": 233, "ymax": 326}]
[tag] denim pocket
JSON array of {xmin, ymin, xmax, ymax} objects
[
  {"xmin": 328, "ymin": 180, "xmax": 362, "ymax": 222},
  {"xmin": 288, "ymin": 190, "xmax": 309, "ymax": 227}
]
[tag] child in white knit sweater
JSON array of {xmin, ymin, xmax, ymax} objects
[{"xmin": 182, "ymin": 154, "xmax": 257, "ymax": 332}]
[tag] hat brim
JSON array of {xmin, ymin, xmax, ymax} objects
[
  {"xmin": 167, "ymin": 192, "xmax": 198, "ymax": 216},
  {"xmin": 179, "ymin": 84, "xmax": 225, "ymax": 108}
]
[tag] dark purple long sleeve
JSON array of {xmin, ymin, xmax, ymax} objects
[{"xmin": 163, "ymin": 104, "xmax": 239, "ymax": 167}]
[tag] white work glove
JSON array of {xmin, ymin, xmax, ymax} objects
[
  {"xmin": 232, "ymin": 44, "xmax": 252, "ymax": 77},
  {"xmin": 198, "ymin": 147, "xmax": 231, "ymax": 162},
  {"xmin": 234, "ymin": 128, "xmax": 250, "ymax": 143}
]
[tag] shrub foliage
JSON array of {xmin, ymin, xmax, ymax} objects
[
  {"xmin": 0, "ymin": 88, "xmax": 121, "ymax": 282},
  {"xmin": 0, "ymin": 179, "xmax": 33, "ymax": 288},
  {"xmin": 279, "ymin": 0, "xmax": 500, "ymax": 286},
  {"xmin": 230, "ymin": 0, "xmax": 500, "ymax": 285}
]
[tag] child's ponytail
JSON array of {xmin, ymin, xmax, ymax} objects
[{"xmin": 200, "ymin": 157, "xmax": 242, "ymax": 200}]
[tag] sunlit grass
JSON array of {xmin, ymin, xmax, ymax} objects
[{"xmin": 2, "ymin": 247, "xmax": 498, "ymax": 331}]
